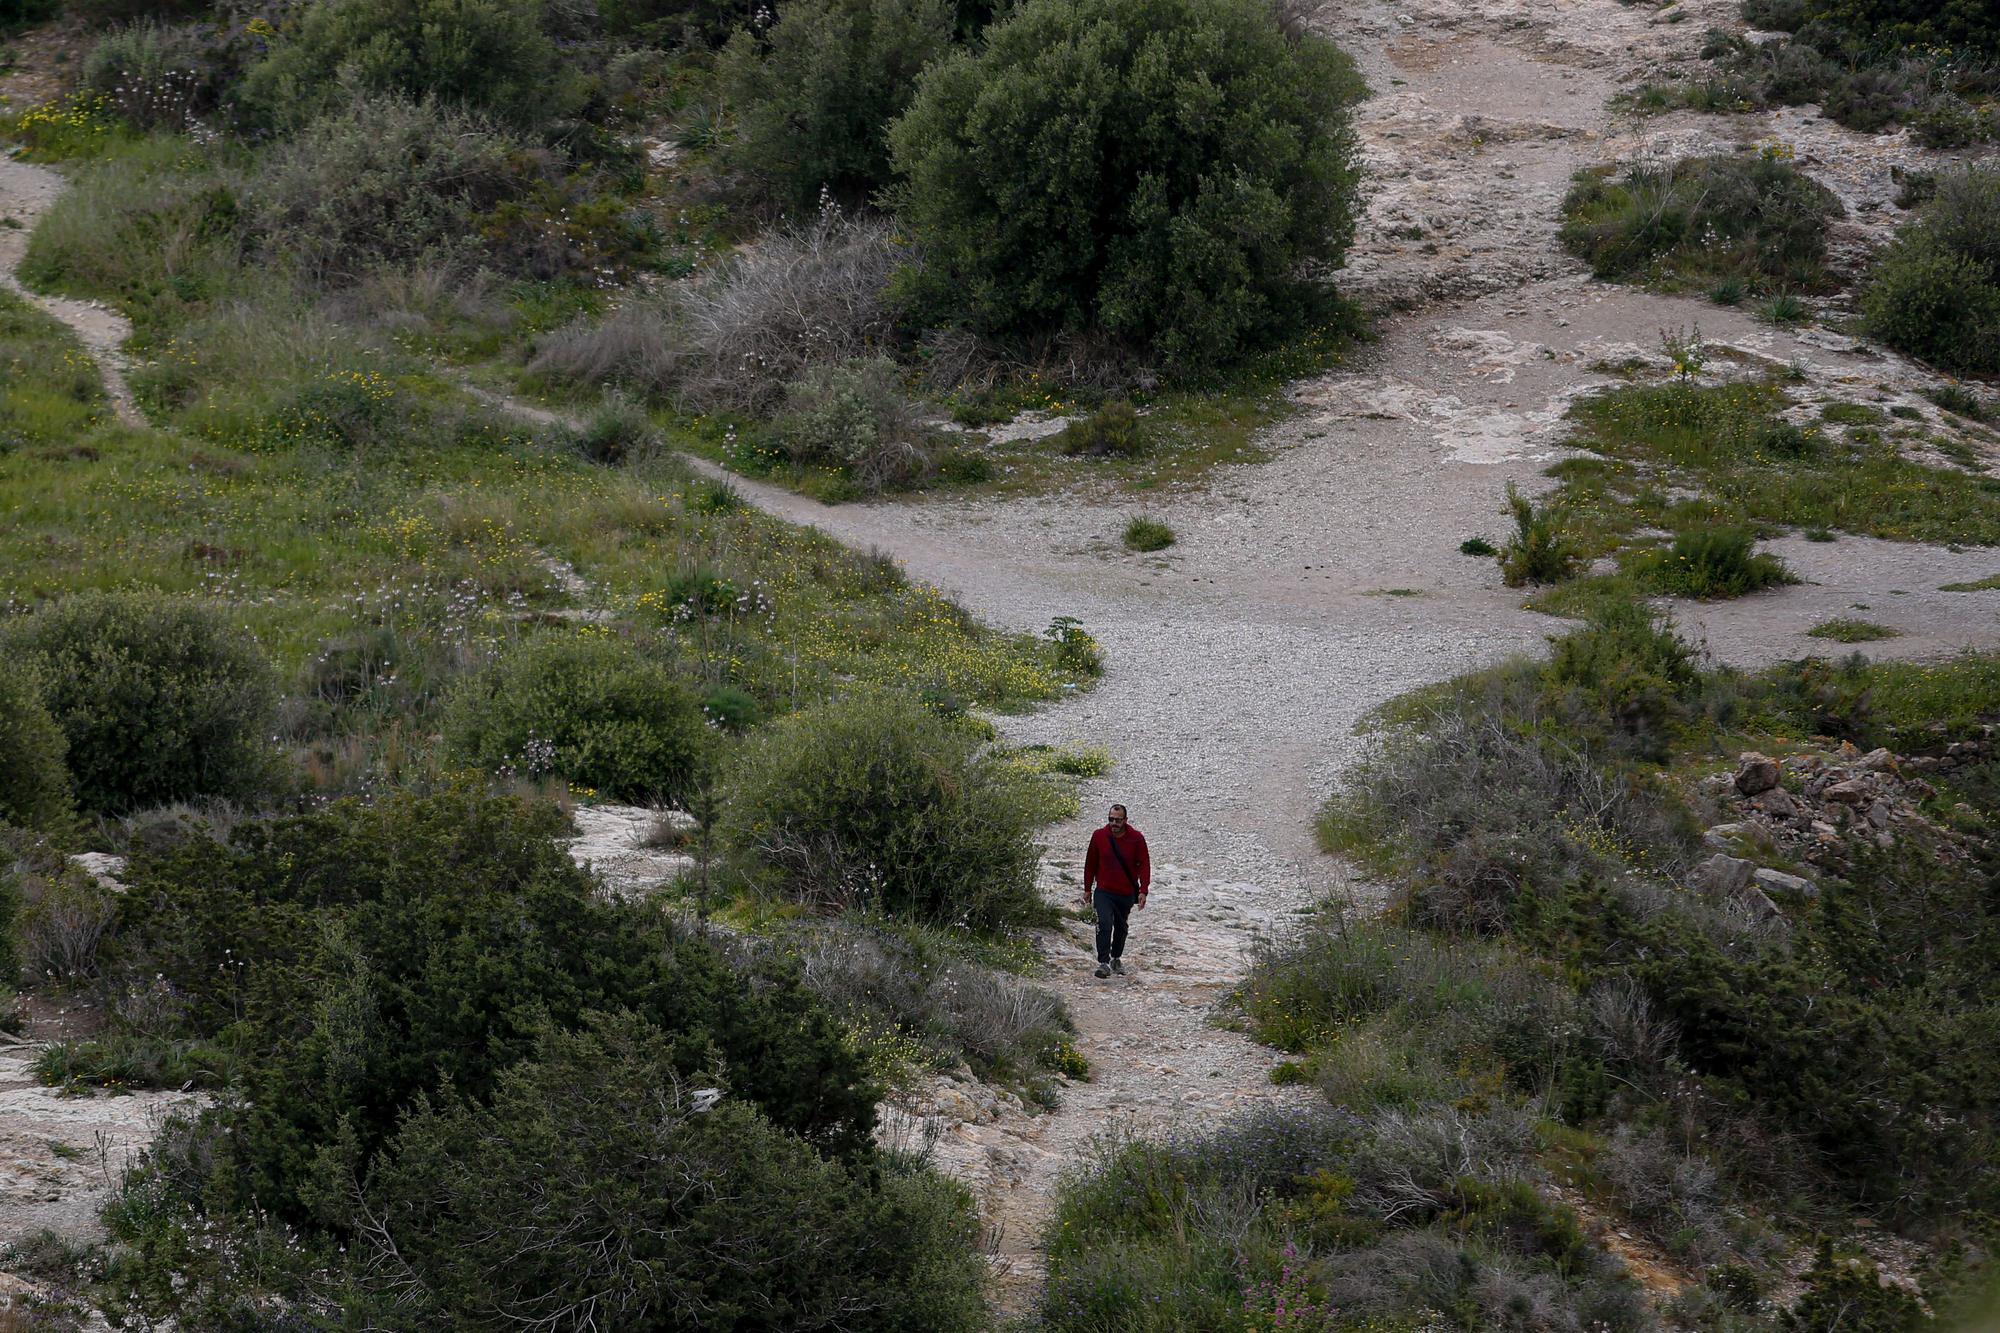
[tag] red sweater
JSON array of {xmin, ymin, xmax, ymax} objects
[{"xmin": 1084, "ymin": 826, "xmax": 1150, "ymax": 897}]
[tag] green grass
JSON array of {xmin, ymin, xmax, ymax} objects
[
  {"xmin": 1942, "ymin": 574, "xmax": 2000, "ymax": 592},
  {"xmin": 1547, "ymin": 380, "xmax": 2000, "ymax": 554},
  {"xmin": 1122, "ymin": 515, "xmax": 1175, "ymax": 552},
  {"xmin": 1806, "ymin": 617, "xmax": 1899, "ymax": 642},
  {"xmin": 0, "ymin": 290, "xmax": 109, "ymax": 450}
]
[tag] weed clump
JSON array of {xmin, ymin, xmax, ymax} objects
[
  {"xmin": 1635, "ymin": 527, "xmax": 1794, "ymax": 599},
  {"xmin": 1122, "ymin": 516, "xmax": 1175, "ymax": 552},
  {"xmin": 1497, "ymin": 484, "xmax": 1582, "ymax": 587},
  {"xmin": 1807, "ymin": 617, "xmax": 1899, "ymax": 642},
  {"xmin": 1057, "ymin": 399, "xmax": 1147, "ymax": 457},
  {"xmin": 772, "ymin": 357, "xmax": 939, "ymax": 492}
]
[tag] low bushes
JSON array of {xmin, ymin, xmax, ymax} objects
[
  {"xmin": 1864, "ymin": 166, "xmax": 2000, "ymax": 377},
  {"xmin": 527, "ymin": 209, "xmax": 899, "ymax": 415},
  {"xmin": 3, "ymin": 590, "xmax": 277, "ymax": 815},
  {"xmin": 1559, "ymin": 153, "xmax": 1841, "ymax": 294},
  {"xmin": 353, "ymin": 1014, "xmax": 987, "ymax": 1331},
  {"xmin": 444, "ymin": 633, "xmax": 710, "ymax": 803},
  {"xmin": 887, "ymin": 0, "xmax": 1365, "ymax": 368},
  {"xmin": 109, "ymin": 787, "xmax": 879, "ymax": 1217},
  {"xmin": 79, "ymin": 21, "xmax": 228, "ymax": 134},
  {"xmin": 1497, "ymin": 483, "xmax": 1581, "ymax": 586},
  {"xmin": 1122, "ymin": 516, "xmax": 1174, "ymax": 552},
  {"xmin": 720, "ymin": 689, "xmax": 1044, "ymax": 929}
]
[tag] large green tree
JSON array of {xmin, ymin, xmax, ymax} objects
[{"xmin": 887, "ymin": 0, "xmax": 1364, "ymax": 368}]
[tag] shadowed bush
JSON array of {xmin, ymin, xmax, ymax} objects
[
  {"xmin": 248, "ymin": 94, "xmax": 531, "ymax": 287},
  {"xmin": 1634, "ymin": 526, "xmax": 1794, "ymax": 599},
  {"xmin": 720, "ymin": 689, "xmax": 1044, "ymax": 929},
  {"xmin": 1864, "ymin": 166, "xmax": 2000, "ymax": 376},
  {"xmin": 772, "ymin": 357, "xmax": 939, "ymax": 491},
  {"xmin": 3, "ymin": 590, "xmax": 277, "ymax": 815},
  {"xmin": 353, "ymin": 1014, "xmax": 987, "ymax": 1331},
  {"xmin": 0, "ymin": 667, "xmax": 73, "ymax": 834},
  {"xmin": 720, "ymin": 0, "xmax": 952, "ymax": 213}
]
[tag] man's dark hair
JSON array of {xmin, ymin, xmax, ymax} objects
[{"xmin": 1108, "ymin": 804, "xmax": 1127, "ymax": 817}]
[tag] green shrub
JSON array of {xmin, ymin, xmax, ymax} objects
[
  {"xmin": 1122, "ymin": 516, "xmax": 1175, "ymax": 552},
  {"xmin": 887, "ymin": 0, "xmax": 1364, "ymax": 368},
  {"xmin": 444, "ymin": 633, "xmax": 709, "ymax": 803},
  {"xmin": 720, "ymin": 0, "xmax": 952, "ymax": 213},
  {"xmin": 1636, "ymin": 527, "xmax": 1794, "ymax": 599},
  {"xmin": 1057, "ymin": 399, "xmax": 1146, "ymax": 457},
  {"xmin": 720, "ymin": 689, "xmax": 1044, "ymax": 929},
  {"xmin": 600, "ymin": 0, "xmax": 757, "ymax": 43},
  {"xmin": 772, "ymin": 357, "xmax": 939, "ymax": 492},
  {"xmin": 1808, "ymin": 0, "xmax": 2000, "ymax": 53},
  {"xmin": 248, "ymin": 94, "xmax": 532, "ymax": 286},
  {"xmin": 238, "ymin": 0, "xmax": 585, "ymax": 132},
  {"xmin": 4, "ymin": 591, "xmax": 277, "ymax": 815},
  {"xmin": 113, "ymin": 786, "xmax": 879, "ymax": 1220},
  {"xmin": 0, "ymin": 666, "xmax": 73, "ymax": 833},
  {"xmin": 1044, "ymin": 615, "xmax": 1104, "ymax": 677},
  {"xmin": 1460, "ymin": 536, "xmax": 1497, "ymax": 556},
  {"xmin": 1558, "ymin": 154, "xmax": 1842, "ymax": 292},
  {"xmin": 1864, "ymin": 168, "xmax": 2000, "ymax": 375},
  {"xmin": 355, "ymin": 1014, "xmax": 987, "ymax": 1330},
  {"xmin": 1498, "ymin": 483, "xmax": 1582, "ymax": 586}
]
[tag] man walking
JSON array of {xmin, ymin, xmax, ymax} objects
[{"xmin": 1082, "ymin": 804, "xmax": 1150, "ymax": 978}]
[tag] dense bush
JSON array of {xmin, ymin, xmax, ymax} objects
[
  {"xmin": 1809, "ymin": 0, "xmax": 2000, "ymax": 53},
  {"xmin": 64, "ymin": 0, "xmax": 206, "ymax": 25},
  {"xmin": 887, "ymin": 0, "xmax": 1364, "ymax": 368},
  {"xmin": 3, "ymin": 591, "xmax": 277, "ymax": 815},
  {"xmin": 248, "ymin": 94, "xmax": 531, "ymax": 286},
  {"xmin": 237, "ymin": 0, "xmax": 585, "ymax": 132},
  {"xmin": 1559, "ymin": 153, "xmax": 1842, "ymax": 293},
  {"xmin": 1863, "ymin": 167, "xmax": 2000, "ymax": 376},
  {"xmin": 773, "ymin": 356, "xmax": 938, "ymax": 490},
  {"xmin": 720, "ymin": 0, "xmax": 952, "ymax": 213},
  {"xmin": 355, "ymin": 1014, "xmax": 987, "ymax": 1331},
  {"xmin": 444, "ymin": 633, "xmax": 710, "ymax": 803},
  {"xmin": 0, "ymin": 667, "xmax": 72, "ymax": 833},
  {"xmin": 720, "ymin": 689, "xmax": 1043, "ymax": 929},
  {"xmin": 113, "ymin": 786, "xmax": 877, "ymax": 1220}
]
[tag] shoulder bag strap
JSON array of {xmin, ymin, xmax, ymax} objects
[{"xmin": 1103, "ymin": 831, "xmax": 1139, "ymax": 892}]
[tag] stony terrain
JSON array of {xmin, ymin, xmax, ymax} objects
[{"xmin": 5, "ymin": 0, "xmax": 2000, "ymax": 1316}]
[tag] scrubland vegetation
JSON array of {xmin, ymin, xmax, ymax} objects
[{"xmin": 6, "ymin": 0, "xmax": 2000, "ymax": 1326}]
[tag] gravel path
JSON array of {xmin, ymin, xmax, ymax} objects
[
  {"xmin": 0, "ymin": 154, "xmax": 144, "ymax": 429},
  {"xmin": 8, "ymin": 0, "xmax": 2000, "ymax": 1312}
]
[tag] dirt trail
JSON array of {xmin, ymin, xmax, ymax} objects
[
  {"xmin": 10, "ymin": 0, "xmax": 2000, "ymax": 1313},
  {"xmin": 0, "ymin": 153, "xmax": 144, "ymax": 428}
]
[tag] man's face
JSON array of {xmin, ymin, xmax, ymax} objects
[{"xmin": 1107, "ymin": 810, "xmax": 1127, "ymax": 834}]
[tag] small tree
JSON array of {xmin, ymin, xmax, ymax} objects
[
  {"xmin": 887, "ymin": 0, "xmax": 1364, "ymax": 368},
  {"xmin": 720, "ymin": 0, "xmax": 952, "ymax": 214},
  {"xmin": 0, "ymin": 666, "xmax": 73, "ymax": 833}
]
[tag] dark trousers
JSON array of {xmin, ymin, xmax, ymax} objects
[{"xmin": 1093, "ymin": 890, "xmax": 1135, "ymax": 963}]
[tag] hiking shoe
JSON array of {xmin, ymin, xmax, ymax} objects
[
  {"xmin": 1110, "ymin": 958, "xmax": 1125, "ymax": 975},
  {"xmin": 1094, "ymin": 963, "xmax": 1111, "ymax": 979}
]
